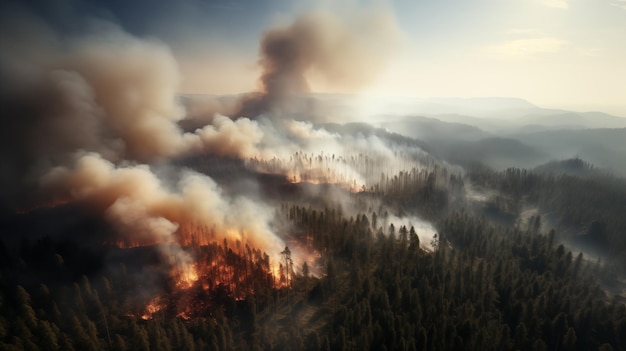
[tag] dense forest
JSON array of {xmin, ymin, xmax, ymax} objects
[
  {"xmin": 1, "ymin": 156, "xmax": 626, "ymax": 351},
  {"xmin": 2, "ymin": 0, "xmax": 626, "ymax": 349}
]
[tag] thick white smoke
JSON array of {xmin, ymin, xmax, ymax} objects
[
  {"xmin": 41, "ymin": 153, "xmax": 285, "ymax": 259},
  {"xmin": 244, "ymin": 118, "xmax": 433, "ymax": 192},
  {"xmin": 238, "ymin": 5, "xmax": 402, "ymax": 117},
  {"xmin": 386, "ymin": 214, "xmax": 438, "ymax": 251},
  {"xmin": 0, "ymin": 19, "xmax": 264, "ymax": 186},
  {"xmin": 0, "ymin": 14, "xmax": 287, "ymax": 278},
  {"xmin": 2, "ymin": 5, "xmax": 437, "ymax": 284}
]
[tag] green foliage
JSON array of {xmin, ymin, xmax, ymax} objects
[{"xmin": 1, "ymin": 165, "xmax": 626, "ymax": 350}]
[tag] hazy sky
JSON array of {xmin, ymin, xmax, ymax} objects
[{"xmin": 5, "ymin": 0, "xmax": 626, "ymax": 115}]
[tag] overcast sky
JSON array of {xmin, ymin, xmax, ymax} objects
[{"xmin": 4, "ymin": 0, "xmax": 626, "ymax": 115}]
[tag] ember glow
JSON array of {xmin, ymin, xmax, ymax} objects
[
  {"xmin": 246, "ymin": 147, "xmax": 435, "ymax": 193},
  {"xmin": 130, "ymin": 238, "xmax": 293, "ymax": 320},
  {"xmin": 141, "ymin": 297, "xmax": 167, "ymax": 320},
  {"xmin": 174, "ymin": 262, "xmax": 199, "ymax": 290}
]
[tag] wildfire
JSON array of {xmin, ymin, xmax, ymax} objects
[
  {"xmin": 175, "ymin": 263, "xmax": 199, "ymax": 289},
  {"xmin": 245, "ymin": 150, "xmax": 436, "ymax": 195},
  {"xmin": 132, "ymin": 237, "xmax": 283, "ymax": 320},
  {"xmin": 109, "ymin": 218, "xmax": 320, "ymax": 320},
  {"xmin": 286, "ymin": 173, "xmax": 364, "ymax": 193},
  {"xmin": 246, "ymin": 153, "xmax": 368, "ymax": 193},
  {"xmin": 141, "ymin": 297, "xmax": 167, "ymax": 320}
]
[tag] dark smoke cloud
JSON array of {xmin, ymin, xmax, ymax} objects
[
  {"xmin": 0, "ymin": 5, "xmax": 415, "ymax": 274},
  {"xmin": 238, "ymin": 6, "xmax": 402, "ymax": 117},
  {"xmin": 0, "ymin": 14, "xmax": 264, "ymax": 207},
  {"xmin": 41, "ymin": 152, "xmax": 284, "ymax": 256},
  {"xmin": 0, "ymin": 18, "xmax": 182, "ymax": 205},
  {"xmin": 0, "ymin": 11, "xmax": 287, "ymax": 272}
]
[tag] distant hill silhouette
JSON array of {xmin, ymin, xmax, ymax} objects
[
  {"xmin": 534, "ymin": 158, "xmax": 599, "ymax": 177},
  {"xmin": 441, "ymin": 137, "xmax": 549, "ymax": 170},
  {"xmin": 381, "ymin": 116, "xmax": 489, "ymax": 142}
]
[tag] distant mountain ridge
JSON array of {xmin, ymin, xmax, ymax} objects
[
  {"xmin": 180, "ymin": 93, "xmax": 626, "ymax": 131},
  {"xmin": 534, "ymin": 158, "xmax": 599, "ymax": 177},
  {"xmin": 381, "ymin": 116, "xmax": 489, "ymax": 142},
  {"xmin": 178, "ymin": 93, "xmax": 626, "ymax": 176}
]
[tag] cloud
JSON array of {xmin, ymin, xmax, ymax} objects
[
  {"xmin": 484, "ymin": 37, "xmax": 568, "ymax": 60},
  {"xmin": 539, "ymin": 0, "xmax": 569, "ymax": 9},
  {"xmin": 610, "ymin": 0, "xmax": 626, "ymax": 9},
  {"xmin": 577, "ymin": 48, "xmax": 604, "ymax": 57},
  {"xmin": 506, "ymin": 28, "xmax": 545, "ymax": 36}
]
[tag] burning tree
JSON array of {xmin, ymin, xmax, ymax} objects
[{"xmin": 280, "ymin": 246, "xmax": 294, "ymax": 287}]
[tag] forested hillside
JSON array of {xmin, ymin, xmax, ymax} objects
[
  {"xmin": 2, "ymin": 159, "xmax": 625, "ymax": 351},
  {"xmin": 3, "ymin": 0, "xmax": 626, "ymax": 349}
]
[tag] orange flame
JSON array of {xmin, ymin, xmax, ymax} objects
[
  {"xmin": 141, "ymin": 297, "xmax": 167, "ymax": 320},
  {"xmin": 175, "ymin": 263, "xmax": 199, "ymax": 289},
  {"xmin": 133, "ymin": 232, "xmax": 285, "ymax": 319}
]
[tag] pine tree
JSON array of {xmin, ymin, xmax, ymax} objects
[{"xmin": 16, "ymin": 286, "xmax": 37, "ymax": 328}]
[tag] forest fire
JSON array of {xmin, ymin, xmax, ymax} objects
[
  {"xmin": 174, "ymin": 262, "xmax": 199, "ymax": 289},
  {"xmin": 133, "ymin": 248, "xmax": 281, "ymax": 320},
  {"xmin": 246, "ymin": 150, "xmax": 436, "ymax": 194},
  {"xmin": 5, "ymin": 0, "xmax": 626, "ymax": 349},
  {"xmin": 247, "ymin": 154, "xmax": 366, "ymax": 192},
  {"xmin": 118, "ymin": 223, "xmax": 302, "ymax": 320},
  {"xmin": 140, "ymin": 297, "xmax": 167, "ymax": 320}
]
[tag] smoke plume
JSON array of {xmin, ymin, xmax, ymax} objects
[
  {"xmin": 0, "ymin": 12, "xmax": 288, "ymax": 288},
  {"xmin": 1, "ymin": 21, "xmax": 185, "ymax": 165},
  {"xmin": 238, "ymin": 6, "xmax": 402, "ymax": 117},
  {"xmin": 1, "ymin": 7, "xmax": 427, "ymax": 290},
  {"xmin": 185, "ymin": 115, "xmax": 264, "ymax": 158},
  {"xmin": 0, "ymin": 17, "xmax": 267, "ymax": 207},
  {"xmin": 41, "ymin": 153, "xmax": 284, "ymax": 257}
]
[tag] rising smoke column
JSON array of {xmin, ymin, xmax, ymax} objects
[
  {"xmin": 0, "ymin": 21, "xmax": 186, "ymax": 168},
  {"xmin": 41, "ymin": 153, "xmax": 285, "ymax": 256},
  {"xmin": 238, "ymin": 6, "xmax": 402, "ymax": 117},
  {"xmin": 230, "ymin": 5, "xmax": 411, "ymax": 190},
  {"xmin": 0, "ymin": 6, "xmax": 416, "ymax": 292},
  {"xmin": 0, "ymin": 12, "xmax": 286, "ymax": 290},
  {"xmin": 0, "ymin": 16, "xmax": 266, "ymax": 208}
]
